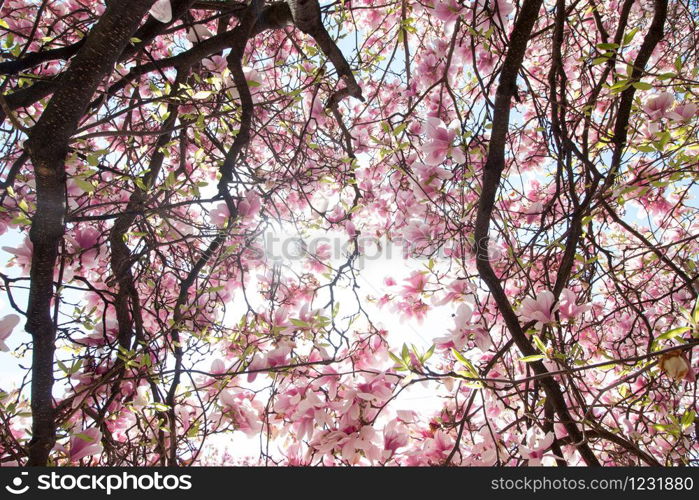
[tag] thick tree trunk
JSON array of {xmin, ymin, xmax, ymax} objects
[{"xmin": 24, "ymin": 0, "xmax": 156, "ymax": 466}]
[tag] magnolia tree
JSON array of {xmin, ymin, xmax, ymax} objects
[{"xmin": 0, "ymin": 0, "xmax": 697, "ymax": 467}]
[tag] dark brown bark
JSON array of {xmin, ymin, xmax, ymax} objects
[
  {"xmin": 23, "ymin": 0, "xmax": 157, "ymax": 466},
  {"xmin": 0, "ymin": 0, "xmax": 196, "ymax": 75},
  {"xmin": 0, "ymin": 1, "xmax": 197, "ymax": 122}
]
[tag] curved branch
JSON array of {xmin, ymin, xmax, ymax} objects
[{"xmin": 472, "ymin": 0, "xmax": 601, "ymax": 466}]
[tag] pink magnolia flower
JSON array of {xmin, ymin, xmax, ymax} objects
[
  {"xmin": 219, "ymin": 390, "xmax": 262, "ymax": 436},
  {"xmin": 237, "ymin": 190, "xmax": 261, "ymax": 219},
  {"xmin": 432, "ymin": 0, "xmax": 462, "ymax": 24},
  {"xmin": 401, "ymin": 271, "xmax": 429, "ymax": 296},
  {"xmin": 383, "ymin": 420, "xmax": 409, "ymax": 455},
  {"xmin": 476, "ymin": 49, "xmax": 496, "ymax": 74},
  {"xmin": 402, "ymin": 219, "xmax": 436, "ymax": 254},
  {"xmin": 312, "ymin": 194, "xmax": 329, "ymax": 213},
  {"xmin": 412, "ymin": 162, "xmax": 452, "ymax": 197},
  {"xmin": 69, "ymin": 427, "xmax": 103, "ymax": 462},
  {"xmin": 230, "ymin": 67, "xmax": 263, "ymax": 101},
  {"xmin": 287, "ymin": 390, "xmax": 325, "ymax": 442},
  {"xmin": 643, "ymin": 92, "xmax": 674, "ymax": 120},
  {"xmin": 210, "ymin": 358, "xmax": 226, "ymax": 375},
  {"xmin": 326, "ymin": 206, "xmax": 345, "ymax": 223},
  {"xmin": 242, "ymin": 66, "xmax": 262, "ymax": 87},
  {"xmin": 345, "ymin": 220, "xmax": 357, "ymax": 237},
  {"xmin": 667, "ymin": 102, "xmax": 698, "ymax": 122},
  {"xmin": 75, "ymin": 317, "xmax": 117, "ymax": 347},
  {"xmin": 472, "ymin": 326, "xmax": 493, "ymax": 352},
  {"xmin": 518, "ymin": 428, "xmax": 554, "ymax": 466},
  {"xmin": 202, "ymin": 54, "xmax": 228, "ymax": 74},
  {"xmin": 73, "ymin": 226, "xmax": 100, "ymax": 249},
  {"xmin": 523, "ymin": 201, "xmax": 544, "ymax": 225},
  {"xmin": 424, "ymin": 429, "xmax": 453, "ymax": 460},
  {"xmin": 434, "ymin": 302, "xmax": 473, "ymax": 351},
  {"xmin": 640, "ymin": 120, "xmax": 661, "ymax": 139},
  {"xmin": 247, "ymin": 340, "xmax": 293, "ymax": 382},
  {"xmin": 307, "ymin": 242, "xmax": 331, "ymax": 272},
  {"xmin": 210, "ymin": 202, "xmax": 230, "ymax": 227},
  {"xmin": 558, "ymin": 288, "xmax": 591, "ymax": 321},
  {"xmin": 149, "ymin": 0, "xmax": 172, "ymax": 23},
  {"xmin": 432, "ymin": 278, "xmax": 473, "ymax": 306},
  {"xmin": 2, "ymin": 236, "xmax": 33, "ymax": 275},
  {"xmin": 423, "ymin": 117, "xmax": 465, "ymax": 166},
  {"xmin": 338, "ymin": 426, "xmax": 382, "ymax": 464},
  {"xmin": 0, "ymin": 314, "xmax": 20, "ymax": 352},
  {"xmin": 518, "ymin": 290, "xmax": 559, "ymax": 328}
]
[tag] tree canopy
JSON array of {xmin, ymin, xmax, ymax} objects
[{"xmin": 0, "ymin": 0, "xmax": 697, "ymax": 466}]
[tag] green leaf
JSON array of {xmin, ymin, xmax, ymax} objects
[
  {"xmin": 632, "ymin": 81, "xmax": 652, "ymax": 90},
  {"xmin": 69, "ymin": 359, "xmax": 83, "ymax": 375},
  {"xmin": 455, "ymin": 371, "xmax": 483, "ymax": 388},
  {"xmin": 74, "ymin": 432, "xmax": 97, "ymax": 443},
  {"xmin": 393, "ymin": 122, "xmax": 407, "ymax": 136},
  {"xmin": 681, "ymin": 410, "xmax": 695, "ymax": 431},
  {"xmin": 422, "ymin": 344, "xmax": 436, "ymax": 363},
  {"xmin": 388, "ymin": 351, "xmax": 405, "ymax": 367},
  {"xmin": 451, "ymin": 347, "xmax": 469, "ymax": 366},
  {"xmin": 532, "ymin": 335, "xmax": 547, "ymax": 354},
  {"xmin": 654, "ymin": 326, "xmax": 691, "ymax": 344},
  {"xmin": 623, "ymin": 28, "xmax": 639, "ymax": 45},
  {"xmin": 652, "ymin": 423, "xmax": 679, "ymax": 437},
  {"xmin": 10, "ymin": 215, "xmax": 31, "ymax": 226},
  {"xmin": 152, "ymin": 402, "xmax": 170, "ymax": 412},
  {"xmin": 86, "ymin": 154, "xmax": 100, "ymax": 166},
  {"xmin": 609, "ymin": 79, "xmax": 630, "ymax": 91},
  {"xmin": 164, "ymin": 170, "xmax": 177, "ymax": 189},
  {"xmin": 74, "ymin": 178, "xmax": 95, "ymax": 194},
  {"xmin": 57, "ymin": 360, "xmax": 69, "ymax": 374},
  {"xmin": 596, "ymin": 42, "xmax": 619, "ymax": 51},
  {"xmin": 401, "ymin": 344, "xmax": 410, "ymax": 364},
  {"xmin": 451, "ymin": 348, "xmax": 478, "ymax": 376},
  {"xmin": 592, "ymin": 56, "xmax": 609, "ymax": 65},
  {"xmin": 192, "ymin": 90, "xmax": 212, "ymax": 100},
  {"xmin": 520, "ymin": 355, "xmax": 545, "ymax": 363}
]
